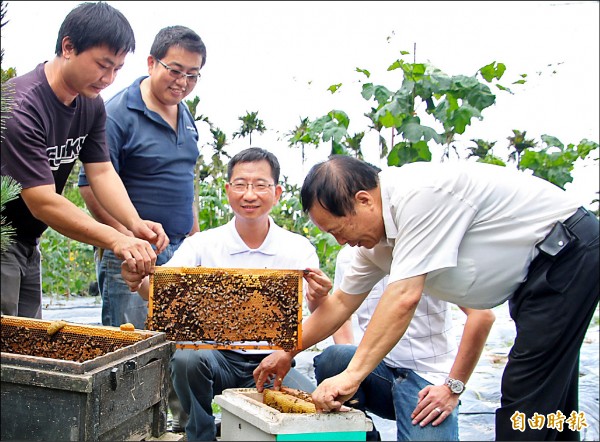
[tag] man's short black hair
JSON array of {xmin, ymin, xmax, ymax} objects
[
  {"xmin": 227, "ymin": 147, "xmax": 281, "ymax": 183},
  {"xmin": 150, "ymin": 26, "xmax": 207, "ymax": 68},
  {"xmin": 55, "ymin": 1, "xmax": 135, "ymax": 56}
]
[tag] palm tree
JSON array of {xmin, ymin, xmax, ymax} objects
[
  {"xmin": 232, "ymin": 111, "xmax": 266, "ymax": 145},
  {"xmin": 286, "ymin": 116, "xmax": 319, "ymax": 166},
  {"xmin": 507, "ymin": 129, "xmax": 537, "ymax": 167}
]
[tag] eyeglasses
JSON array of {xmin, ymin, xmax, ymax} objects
[
  {"xmin": 228, "ymin": 182, "xmax": 275, "ymax": 194},
  {"xmin": 155, "ymin": 58, "xmax": 201, "ymax": 83}
]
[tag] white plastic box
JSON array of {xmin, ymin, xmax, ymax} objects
[{"xmin": 214, "ymin": 388, "xmax": 373, "ymax": 441}]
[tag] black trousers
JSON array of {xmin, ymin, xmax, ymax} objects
[{"xmin": 496, "ymin": 208, "xmax": 599, "ymax": 441}]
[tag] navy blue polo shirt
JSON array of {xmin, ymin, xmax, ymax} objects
[{"xmin": 79, "ymin": 76, "xmax": 199, "ymax": 241}]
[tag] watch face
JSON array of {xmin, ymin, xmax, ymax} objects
[{"xmin": 450, "ymin": 379, "xmax": 464, "ymax": 394}]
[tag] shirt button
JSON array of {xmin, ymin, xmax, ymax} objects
[{"xmin": 558, "ymin": 240, "xmax": 564, "ymax": 247}]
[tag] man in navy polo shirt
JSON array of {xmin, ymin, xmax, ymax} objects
[
  {"xmin": 79, "ymin": 26, "xmax": 206, "ymax": 431},
  {"xmin": 78, "ymin": 25, "xmax": 206, "ymax": 330}
]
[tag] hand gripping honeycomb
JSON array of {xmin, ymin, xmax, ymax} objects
[{"xmin": 147, "ymin": 267, "xmax": 303, "ymax": 351}]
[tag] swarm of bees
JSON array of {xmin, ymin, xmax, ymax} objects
[
  {"xmin": 1, "ymin": 316, "xmax": 145, "ymax": 363},
  {"xmin": 147, "ymin": 267, "xmax": 303, "ymax": 351}
]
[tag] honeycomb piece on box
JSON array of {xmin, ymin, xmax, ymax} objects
[
  {"xmin": 263, "ymin": 387, "xmax": 316, "ymax": 413},
  {"xmin": 47, "ymin": 320, "xmax": 68, "ymax": 336}
]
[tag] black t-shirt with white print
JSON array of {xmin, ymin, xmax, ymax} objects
[{"xmin": 1, "ymin": 62, "xmax": 109, "ymax": 243}]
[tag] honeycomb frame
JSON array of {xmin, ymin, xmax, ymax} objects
[
  {"xmin": 148, "ymin": 267, "xmax": 303, "ymax": 351},
  {"xmin": 1, "ymin": 315, "xmax": 154, "ymax": 363}
]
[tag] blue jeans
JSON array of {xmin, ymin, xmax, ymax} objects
[
  {"xmin": 97, "ymin": 238, "xmax": 183, "ymax": 329},
  {"xmin": 314, "ymin": 345, "xmax": 459, "ymax": 441},
  {"xmin": 170, "ymin": 349, "xmax": 316, "ymax": 441}
]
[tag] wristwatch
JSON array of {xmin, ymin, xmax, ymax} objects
[{"xmin": 445, "ymin": 377, "xmax": 465, "ymax": 395}]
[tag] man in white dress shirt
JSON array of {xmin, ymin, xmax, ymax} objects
[
  {"xmin": 254, "ymin": 155, "xmax": 598, "ymax": 441},
  {"xmin": 121, "ymin": 147, "xmax": 334, "ymax": 441}
]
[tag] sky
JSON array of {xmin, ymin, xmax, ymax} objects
[{"xmin": 2, "ymin": 1, "xmax": 599, "ymax": 207}]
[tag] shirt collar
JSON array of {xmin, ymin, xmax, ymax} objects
[
  {"xmin": 225, "ymin": 216, "xmax": 279, "ymax": 256},
  {"xmin": 126, "ymin": 76, "xmax": 147, "ymax": 111}
]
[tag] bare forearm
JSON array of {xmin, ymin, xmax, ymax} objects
[
  {"xmin": 79, "ymin": 184, "xmax": 130, "ymax": 234},
  {"xmin": 306, "ymin": 295, "xmax": 323, "ymax": 315},
  {"xmin": 85, "ymin": 163, "xmax": 142, "ymax": 231},
  {"xmin": 450, "ymin": 308, "xmax": 496, "ymax": 383},
  {"xmin": 26, "ymin": 188, "xmax": 125, "ymax": 250},
  {"xmin": 138, "ymin": 277, "xmax": 150, "ymax": 300}
]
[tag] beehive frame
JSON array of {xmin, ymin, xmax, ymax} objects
[
  {"xmin": 1, "ymin": 315, "xmax": 154, "ymax": 363},
  {"xmin": 148, "ymin": 267, "xmax": 303, "ymax": 351}
]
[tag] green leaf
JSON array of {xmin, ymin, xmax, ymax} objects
[
  {"xmin": 479, "ymin": 61, "xmax": 506, "ymax": 82},
  {"xmin": 450, "ymin": 105, "xmax": 482, "ymax": 134},
  {"xmin": 452, "ymin": 75, "xmax": 480, "ymax": 90},
  {"xmin": 465, "ymin": 83, "xmax": 496, "ymax": 111},
  {"xmin": 373, "ymin": 85, "xmax": 394, "ymax": 105},
  {"xmin": 478, "ymin": 155, "xmax": 506, "ymax": 166},
  {"xmin": 414, "ymin": 140, "xmax": 433, "ymax": 161},
  {"xmin": 361, "ymin": 83, "xmax": 375, "ymax": 100},
  {"xmin": 327, "ymin": 83, "xmax": 342, "ymax": 94},
  {"xmin": 356, "ymin": 67, "xmax": 371, "ymax": 78},
  {"xmin": 377, "ymin": 109, "xmax": 399, "ymax": 128},
  {"xmin": 322, "ymin": 122, "xmax": 347, "ymax": 143},
  {"xmin": 374, "ymin": 100, "xmax": 406, "ymax": 128},
  {"xmin": 309, "ymin": 115, "xmax": 332, "ymax": 133},
  {"xmin": 519, "ymin": 150, "xmax": 574, "ymax": 189},
  {"xmin": 495, "ymin": 84, "xmax": 514, "ymax": 94},
  {"xmin": 387, "ymin": 141, "xmax": 431, "ymax": 167},
  {"xmin": 428, "ymin": 72, "xmax": 453, "ymax": 93},
  {"xmin": 540, "ymin": 134, "xmax": 564, "ymax": 150},
  {"xmin": 330, "ymin": 141, "xmax": 348, "ymax": 156},
  {"xmin": 329, "ymin": 110, "xmax": 350, "ymax": 129},
  {"xmin": 574, "ymin": 139, "xmax": 599, "ymax": 159},
  {"xmin": 400, "ymin": 120, "xmax": 441, "ymax": 143},
  {"xmin": 387, "ymin": 59, "xmax": 403, "ymax": 72}
]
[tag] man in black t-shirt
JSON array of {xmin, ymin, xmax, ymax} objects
[{"xmin": 1, "ymin": 2, "xmax": 168, "ymax": 319}]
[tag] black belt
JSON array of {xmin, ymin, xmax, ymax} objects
[
  {"xmin": 536, "ymin": 207, "xmax": 593, "ymax": 259},
  {"xmin": 564, "ymin": 206, "xmax": 589, "ymax": 229}
]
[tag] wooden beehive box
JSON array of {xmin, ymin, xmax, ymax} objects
[
  {"xmin": 147, "ymin": 267, "xmax": 303, "ymax": 351},
  {"xmin": 1, "ymin": 315, "xmax": 174, "ymax": 441}
]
